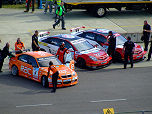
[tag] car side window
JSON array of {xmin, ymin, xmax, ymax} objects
[
  {"xmin": 18, "ymin": 54, "xmax": 28, "ymax": 63},
  {"xmin": 77, "ymin": 32, "xmax": 86, "ymax": 38},
  {"xmin": 64, "ymin": 41, "xmax": 74, "ymax": 50},
  {"xmin": 27, "ymin": 55, "xmax": 38, "ymax": 67},
  {"xmin": 42, "ymin": 38, "xmax": 50, "ymax": 43},
  {"xmin": 95, "ymin": 34, "xmax": 107, "ymax": 43},
  {"xmin": 49, "ymin": 38, "xmax": 60, "ymax": 46},
  {"xmin": 84, "ymin": 32, "xmax": 95, "ymax": 40}
]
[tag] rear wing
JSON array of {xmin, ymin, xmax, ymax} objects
[
  {"xmin": 38, "ymin": 31, "xmax": 50, "ymax": 38},
  {"xmin": 70, "ymin": 26, "xmax": 85, "ymax": 32}
]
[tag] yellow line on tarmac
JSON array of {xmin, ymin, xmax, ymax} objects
[{"xmin": 28, "ymin": 24, "xmax": 143, "ymax": 34}]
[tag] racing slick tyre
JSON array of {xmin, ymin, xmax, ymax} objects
[
  {"xmin": 11, "ymin": 65, "xmax": 18, "ymax": 76},
  {"xmin": 93, "ymin": 6, "xmax": 107, "ymax": 17},
  {"xmin": 77, "ymin": 58, "xmax": 86, "ymax": 68},
  {"xmin": 41, "ymin": 76, "xmax": 48, "ymax": 88}
]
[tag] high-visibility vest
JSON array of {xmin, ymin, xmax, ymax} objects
[
  {"xmin": 48, "ymin": 65, "xmax": 58, "ymax": 74},
  {"xmin": 56, "ymin": 0, "xmax": 61, "ymax": 5},
  {"xmin": 15, "ymin": 42, "xmax": 24, "ymax": 51},
  {"xmin": 56, "ymin": 5, "xmax": 65, "ymax": 16}
]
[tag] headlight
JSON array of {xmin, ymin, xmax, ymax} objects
[
  {"xmin": 89, "ymin": 56, "xmax": 98, "ymax": 61},
  {"xmin": 72, "ymin": 72, "xmax": 75, "ymax": 76}
]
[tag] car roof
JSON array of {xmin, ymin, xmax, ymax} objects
[
  {"xmin": 20, "ymin": 51, "xmax": 54, "ymax": 58},
  {"xmin": 84, "ymin": 29, "xmax": 117, "ymax": 35},
  {"xmin": 52, "ymin": 34, "xmax": 83, "ymax": 42}
]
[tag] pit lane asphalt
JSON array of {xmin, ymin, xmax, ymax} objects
[
  {"xmin": 0, "ymin": 64, "xmax": 152, "ymax": 114},
  {"xmin": 0, "ymin": 8, "xmax": 152, "ymax": 114}
]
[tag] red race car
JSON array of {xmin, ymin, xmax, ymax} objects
[
  {"xmin": 38, "ymin": 34, "xmax": 112, "ymax": 69},
  {"xmin": 73, "ymin": 28, "xmax": 146, "ymax": 62}
]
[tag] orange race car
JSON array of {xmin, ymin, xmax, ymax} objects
[{"xmin": 9, "ymin": 51, "xmax": 78, "ymax": 88}]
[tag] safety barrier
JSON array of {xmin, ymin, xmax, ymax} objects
[{"xmin": 121, "ymin": 33, "xmax": 143, "ymax": 43}]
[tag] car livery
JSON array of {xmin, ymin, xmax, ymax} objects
[
  {"xmin": 38, "ymin": 34, "xmax": 112, "ymax": 69},
  {"xmin": 72, "ymin": 28, "xmax": 147, "ymax": 61},
  {"xmin": 9, "ymin": 51, "xmax": 78, "ymax": 88}
]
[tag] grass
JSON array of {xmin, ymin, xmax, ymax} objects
[
  {"xmin": 2, "ymin": 4, "xmax": 40, "ymax": 9},
  {"xmin": 3, "ymin": 4, "xmax": 26, "ymax": 9}
]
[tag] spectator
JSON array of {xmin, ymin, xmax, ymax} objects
[
  {"xmin": 123, "ymin": 37, "xmax": 135, "ymax": 69},
  {"xmin": 24, "ymin": 0, "xmax": 35, "ymax": 13},
  {"xmin": 15, "ymin": 38, "xmax": 25, "ymax": 54},
  {"xmin": 48, "ymin": 61, "xmax": 59, "ymax": 93},
  {"xmin": 0, "ymin": 43, "xmax": 10, "ymax": 72},
  {"xmin": 53, "ymin": 1, "xmax": 66, "ymax": 30},
  {"xmin": 147, "ymin": 36, "xmax": 152, "ymax": 61},
  {"xmin": 143, "ymin": 20, "xmax": 151, "ymax": 51},
  {"xmin": 107, "ymin": 31, "xmax": 116, "ymax": 63},
  {"xmin": 32, "ymin": 30, "xmax": 40, "ymax": 51},
  {"xmin": 44, "ymin": 0, "xmax": 54, "ymax": 14}
]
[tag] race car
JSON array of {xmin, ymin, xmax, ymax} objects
[
  {"xmin": 72, "ymin": 28, "xmax": 147, "ymax": 62},
  {"xmin": 38, "ymin": 33, "xmax": 112, "ymax": 69},
  {"xmin": 9, "ymin": 51, "xmax": 78, "ymax": 88}
]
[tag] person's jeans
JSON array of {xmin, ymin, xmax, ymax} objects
[
  {"xmin": 144, "ymin": 40, "xmax": 149, "ymax": 51},
  {"xmin": 44, "ymin": 1, "xmax": 53, "ymax": 13},
  {"xmin": 26, "ymin": 0, "xmax": 34, "ymax": 11},
  {"xmin": 53, "ymin": 15, "xmax": 65, "ymax": 29}
]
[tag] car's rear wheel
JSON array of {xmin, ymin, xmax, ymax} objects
[
  {"xmin": 11, "ymin": 65, "xmax": 18, "ymax": 76},
  {"xmin": 41, "ymin": 76, "xmax": 48, "ymax": 88},
  {"xmin": 77, "ymin": 58, "xmax": 86, "ymax": 68}
]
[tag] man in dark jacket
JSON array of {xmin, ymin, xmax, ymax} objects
[
  {"xmin": 107, "ymin": 31, "xmax": 116, "ymax": 63},
  {"xmin": 32, "ymin": 30, "xmax": 40, "ymax": 51},
  {"xmin": 147, "ymin": 36, "xmax": 152, "ymax": 61},
  {"xmin": 123, "ymin": 37, "xmax": 135, "ymax": 69},
  {"xmin": 143, "ymin": 20, "xmax": 151, "ymax": 51},
  {"xmin": 0, "ymin": 43, "xmax": 10, "ymax": 72}
]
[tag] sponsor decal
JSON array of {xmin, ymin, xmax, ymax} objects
[
  {"xmin": 97, "ymin": 29, "xmax": 109, "ymax": 33},
  {"xmin": 21, "ymin": 65, "xmax": 31, "ymax": 75},
  {"xmin": 62, "ymin": 34, "xmax": 75, "ymax": 38},
  {"xmin": 33, "ymin": 68, "xmax": 39, "ymax": 80}
]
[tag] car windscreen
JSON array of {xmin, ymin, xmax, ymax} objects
[
  {"xmin": 116, "ymin": 35, "xmax": 127, "ymax": 45},
  {"xmin": 37, "ymin": 56, "xmax": 62, "ymax": 67},
  {"xmin": 71, "ymin": 39, "xmax": 94, "ymax": 52}
]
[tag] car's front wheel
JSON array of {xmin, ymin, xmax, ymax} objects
[
  {"xmin": 11, "ymin": 65, "xmax": 18, "ymax": 76},
  {"xmin": 41, "ymin": 76, "xmax": 48, "ymax": 88},
  {"xmin": 77, "ymin": 58, "xmax": 86, "ymax": 68}
]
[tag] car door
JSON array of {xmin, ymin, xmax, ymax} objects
[
  {"xmin": 46, "ymin": 37, "xmax": 60, "ymax": 55},
  {"xmin": 95, "ymin": 34, "xmax": 109, "ymax": 52},
  {"xmin": 27, "ymin": 55, "xmax": 40, "ymax": 81},
  {"xmin": 18, "ymin": 54, "xmax": 33, "ymax": 79},
  {"xmin": 62, "ymin": 40, "xmax": 75, "ymax": 60}
]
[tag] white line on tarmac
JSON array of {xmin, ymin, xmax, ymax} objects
[
  {"xmin": 90, "ymin": 99, "xmax": 127, "ymax": 103},
  {"xmin": 16, "ymin": 104, "xmax": 53, "ymax": 108}
]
